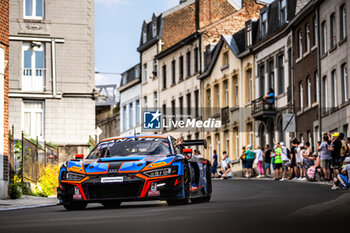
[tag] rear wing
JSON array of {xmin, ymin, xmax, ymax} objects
[{"xmin": 182, "ymin": 139, "xmax": 207, "ymax": 149}]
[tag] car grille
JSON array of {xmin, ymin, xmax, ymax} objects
[{"xmin": 86, "ymin": 182, "xmax": 143, "ymax": 199}]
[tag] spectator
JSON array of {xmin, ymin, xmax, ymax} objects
[
  {"xmin": 339, "ymin": 133, "xmax": 349, "ymax": 162},
  {"xmin": 240, "ymin": 146, "xmax": 247, "ymax": 177},
  {"xmin": 290, "ymin": 138, "xmax": 299, "ymax": 180},
  {"xmin": 262, "ymin": 88, "xmax": 275, "ymax": 104},
  {"xmin": 280, "ymin": 142, "xmax": 290, "ymax": 181},
  {"xmin": 264, "ymin": 144, "xmax": 272, "ymax": 177},
  {"xmin": 332, "ymin": 157, "xmax": 350, "ymax": 190},
  {"xmin": 318, "ymin": 135, "xmax": 332, "ymax": 181},
  {"xmin": 273, "ymin": 139, "xmax": 283, "ymax": 180},
  {"xmin": 297, "ymin": 143, "xmax": 305, "ymax": 180},
  {"xmin": 244, "ymin": 145, "xmax": 256, "ymax": 177},
  {"xmin": 302, "ymin": 142, "xmax": 314, "ymax": 181},
  {"xmin": 223, "ymin": 151, "xmax": 231, "ymax": 164},
  {"xmin": 220, "ymin": 154, "xmax": 232, "ymax": 179},
  {"xmin": 254, "ymin": 146, "xmax": 264, "ymax": 178},
  {"xmin": 211, "ymin": 150, "xmax": 218, "ymax": 177},
  {"xmin": 328, "ymin": 132, "xmax": 342, "ymax": 179},
  {"xmin": 347, "ymin": 137, "xmax": 350, "ymax": 157}
]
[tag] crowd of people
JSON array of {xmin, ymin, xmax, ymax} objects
[{"xmin": 211, "ymin": 132, "xmax": 350, "ymax": 190}]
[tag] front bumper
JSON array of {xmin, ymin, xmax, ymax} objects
[{"xmin": 57, "ymin": 173, "xmax": 184, "ymax": 204}]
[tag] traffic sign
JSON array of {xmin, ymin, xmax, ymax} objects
[{"xmin": 283, "ymin": 114, "xmax": 295, "ymax": 132}]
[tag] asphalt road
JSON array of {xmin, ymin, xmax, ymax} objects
[{"xmin": 1, "ymin": 180, "xmax": 349, "ymax": 233}]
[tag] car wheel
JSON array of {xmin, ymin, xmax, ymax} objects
[
  {"xmin": 191, "ymin": 163, "xmax": 212, "ymax": 203},
  {"xmin": 167, "ymin": 164, "xmax": 190, "ymax": 206},
  {"xmin": 63, "ymin": 202, "xmax": 88, "ymax": 210},
  {"xmin": 101, "ymin": 201, "xmax": 122, "ymax": 208}
]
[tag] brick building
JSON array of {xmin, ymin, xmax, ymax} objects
[
  {"xmin": 0, "ymin": 0, "xmax": 9, "ymax": 199},
  {"xmin": 9, "ymin": 0, "xmax": 95, "ymax": 161}
]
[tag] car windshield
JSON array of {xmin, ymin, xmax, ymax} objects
[{"xmin": 86, "ymin": 137, "xmax": 172, "ymax": 159}]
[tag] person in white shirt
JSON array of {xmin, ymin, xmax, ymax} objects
[
  {"xmin": 220, "ymin": 157, "xmax": 232, "ymax": 179},
  {"xmin": 280, "ymin": 142, "xmax": 290, "ymax": 181},
  {"xmin": 333, "ymin": 157, "xmax": 350, "ymax": 190},
  {"xmin": 254, "ymin": 146, "xmax": 264, "ymax": 178}
]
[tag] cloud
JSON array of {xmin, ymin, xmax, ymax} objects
[{"xmin": 95, "ymin": 0, "xmax": 130, "ymax": 6}]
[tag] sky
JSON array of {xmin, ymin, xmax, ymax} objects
[{"xmin": 94, "ymin": 0, "xmax": 273, "ymax": 86}]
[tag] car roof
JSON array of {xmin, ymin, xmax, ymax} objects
[{"xmin": 101, "ymin": 134, "xmax": 169, "ymax": 142}]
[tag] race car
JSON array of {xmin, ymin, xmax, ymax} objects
[{"xmin": 57, "ymin": 135, "xmax": 212, "ymax": 210}]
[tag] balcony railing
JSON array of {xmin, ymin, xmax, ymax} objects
[
  {"xmin": 221, "ymin": 106, "xmax": 229, "ymax": 124},
  {"xmin": 22, "ymin": 68, "xmax": 45, "ymax": 92},
  {"xmin": 251, "ymin": 96, "xmax": 276, "ymax": 120}
]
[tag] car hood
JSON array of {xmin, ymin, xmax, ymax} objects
[{"xmin": 66, "ymin": 155, "xmax": 175, "ymax": 174}]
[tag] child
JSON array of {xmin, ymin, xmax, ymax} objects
[{"xmin": 332, "ymin": 157, "xmax": 350, "ymax": 190}]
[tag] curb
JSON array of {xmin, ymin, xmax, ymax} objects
[
  {"xmin": 0, "ymin": 203, "xmax": 57, "ymax": 212},
  {"xmin": 213, "ymin": 177, "xmax": 334, "ymax": 186}
]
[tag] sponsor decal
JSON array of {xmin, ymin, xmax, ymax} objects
[
  {"xmin": 73, "ymin": 186, "xmax": 82, "ymax": 199},
  {"xmin": 148, "ymin": 183, "xmax": 160, "ymax": 196},
  {"xmin": 108, "ymin": 169, "xmax": 119, "ymax": 173},
  {"xmin": 150, "ymin": 161, "xmax": 167, "ymax": 168},
  {"xmin": 101, "ymin": 177, "xmax": 124, "ymax": 183}
]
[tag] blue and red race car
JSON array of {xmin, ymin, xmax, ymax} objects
[{"xmin": 57, "ymin": 135, "xmax": 212, "ymax": 210}]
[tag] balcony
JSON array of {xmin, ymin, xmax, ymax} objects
[
  {"xmin": 22, "ymin": 68, "xmax": 45, "ymax": 92},
  {"xmin": 251, "ymin": 96, "xmax": 276, "ymax": 120},
  {"xmin": 221, "ymin": 106, "xmax": 229, "ymax": 124}
]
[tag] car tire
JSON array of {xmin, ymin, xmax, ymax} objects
[
  {"xmin": 101, "ymin": 201, "xmax": 122, "ymax": 208},
  {"xmin": 167, "ymin": 164, "xmax": 190, "ymax": 206},
  {"xmin": 191, "ymin": 163, "xmax": 212, "ymax": 203},
  {"xmin": 63, "ymin": 202, "xmax": 88, "ymax": 210}
]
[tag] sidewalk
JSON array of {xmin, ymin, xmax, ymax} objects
[{"xmin": 0, "ymin": 195, "xmax": 58, "ymax": 211}]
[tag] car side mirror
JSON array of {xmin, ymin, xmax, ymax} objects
[
  {"xmin": 182, "ymin": 148, "xmax": 192, "ymax": 159},
  {"xmin": 75, "ymin": 154, "xmax": 84, "ymax": 160}
]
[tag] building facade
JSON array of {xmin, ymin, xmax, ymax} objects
[
  {"xmin": 252, "ymin": 0, "xmax": 296, "ymax": 148},
  {"xmin": 9, "ymin": 0, "xmax": 95, "ymax": 157},
  {"xmin": 319, "ymin": 0, "xmax": 350, "ymax": 138},
  {"xmin": 0, "ymin": 0, "xmax": 9, "ymax": 199},
  {"xmin": 119, "ymin": 64, "xmax": 142, "ymax": 137}
]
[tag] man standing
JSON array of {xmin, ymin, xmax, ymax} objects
[
  {"xmin": 328, "ymin": 132, "xmax": 342, "ymax": 179},
  {"xmin": 280, "ymin": 142, "xmax": 290, "ymax": 181},
  {"xmin": 273, "ymin": 139, "xmax": 283, "ymax": 180},
  {"xmin": 211, "ymin": 150, "xmax": 218, "ymax": 177},
  {"xmin": 244, "ymin": 145, "xmax": 256, "ymax": 177},
  {"xmin": 264, "ymin": 144, "xmax": 272, "ymax": 177},
  {"xmin": 318, "ymin": 135, "xmax": 332, "ymax": 181}
]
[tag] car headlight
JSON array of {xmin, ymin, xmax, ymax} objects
[
  {"xmin": 143, "ymin": 167, "xmax": 178, "ymax": 177},
  {"xmin": 65, "ymin": 172, "xmax": 86, "ymax": 181}
]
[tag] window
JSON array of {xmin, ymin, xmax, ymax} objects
[
  {"xmin": 179, "ymin": 96, "xmax": 184, "ymax": 120},
  {"xmin": 331, "ymin": 70, "xmax": 337, "ymax": 107},
  {"xmin": 187, "ymin": 93, "xmax": 191, "ymax": 117},
  {"xmin": 162, "ymin": 64, "xmax": 167, "ymax": 89},
  {"xmin": 261, "ymin": 11, "xmax": 267, "ymax": 37},
  {"xmin": 194, "ymin": 47, "xmax": 199, "ymax": 73},
  {"xmin": 299, "ymin": 81, "xmax": 304, "ymax": 111},
  {"xmin": 22, "ymin": 42, "xmax": 45, "ymax": 92},
  {"xmin": 215, "ymin": 84, "xmax": 219, "ymax": 113},
  {"xmin": 340, "ymin": 4, "xmax": 347, "ymax": 40},
  {"xmin": 206, "ymin": 88, "xmax": 211, "ymax": 117},
  {"xmin": 171, "ymin": 100, "xmax": 176, "ymax": 124},
  {"xmin": 247, "ymin": 123, "xmax": 253, "ymax": 146},
  {"xmin": 330, "ymin": 13, "xmax": 336, "ymax": 48},
  {"xmin": 143, "ymin": 63, "xmax": 148, "ymax": 82},
  {"xmin": 234, "ymin": 127, "xmax": 239, "ymax": 160},
  {"xmin": 268, "ymin": 59, "xmax": 274, "ymax": 90},
  {"xmin": 222, "ymin": 51, "xmax": 228, "ymax": 67},
  {"xmin": 179, "ymin": 55, "xmax": 184, "ymax": 80},
  {"xmin": 162, "ymin": 104, "xmax": 167, "ymax": 124},
  {"xmin": 215, "ymin": 133, "xmax": 221, "ymax": 161},
  {"xmin": 143, "ymin": 29, "xmax": 147, "ymax": 44},
  {"xmin": 313, "ymin": 16, "xmax": 317, "ymax": 46},
  {"xmin": 135, "ymin": 65, "xmax": 140, "ymax": 78},
  {"xmin": 23, "ymin": 101, "xmax": 44, "ymax": 139},
  {"xmin": 171, "ymin": 60, "xmax": 176, "ymax": 84},
  {"xmin": 341, "ymin": 64, "xmax": 348, "ymax": 103},
  {"xmin": 307, "ymin": 77, "xmax": 311, "ymax": 107},
  {"xmin": 153, "ymin": 91, "xmax": 158, "ymax": 107},
  {"xmin": 323, "ymin": 76, "xmax": 328, "ymax": 111},
  {"xmin": 246, "ymin": 23, "xmax": 252, "ymax": 47},
  {"xmin": 233, "ymin": 75, "xmax": 238, "ymax": 107},
  {"xmin": 194, "ymin": 90, "xmax": 199, "ymax": 118},
  {"xmin": 129, "ymin": 103, "xmax": 133, "ymax": 128},
  {"xmin": 245, "ymin": 69, "xmax": 252, "ymax": 102},
  {"xmin": 298, "ymin": 30, "xmax": 303, "ymax": 57},
  {"xmin": 259, "ymin": 64, "xmax": 265, "ymax": 97},
  {"xmin": 153, "ymin": 59, "xmax": 158, "ymax": 76},
  {"xmin": 321, "ymin": 21, "xmax": 327, "ymax": 54},
  {"xmin": 306, "ymin": 24, "xmax": 310, "ymax": 52},
  {"xmin": 135, "ymin": 100, "xmax": 140, "ymax": 125},
  {"xmin": 225, "ymin": 131, "xmax": 230, "ymax": 157},
  {"xmin": 278, "ymin": 55, "xmax": 284, "ymax": 94},
  {"xmin": 24, "ymin": 0, "xmax": 44, "ymax": 19},
  {"xmin": 224, "ymin": 80, "xmax": 229, "ymax": 107},
  {"xmin": 144, "ymin": 96, "xmax": 148, "ymax": 110},
  {"xmin": 152, "ymin": 23, "xmax": 157, "ymax": 38},
  {"xmin": 280, "ymin": 0, "xmax": 287, "ymax": 25},
  {"xmin": 186, "ymin": 51, "xmax": 191, "ymax": 77},
  {"xmin": 315, "ymin": 71, "xmax": 319, "ymax": 102}
]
